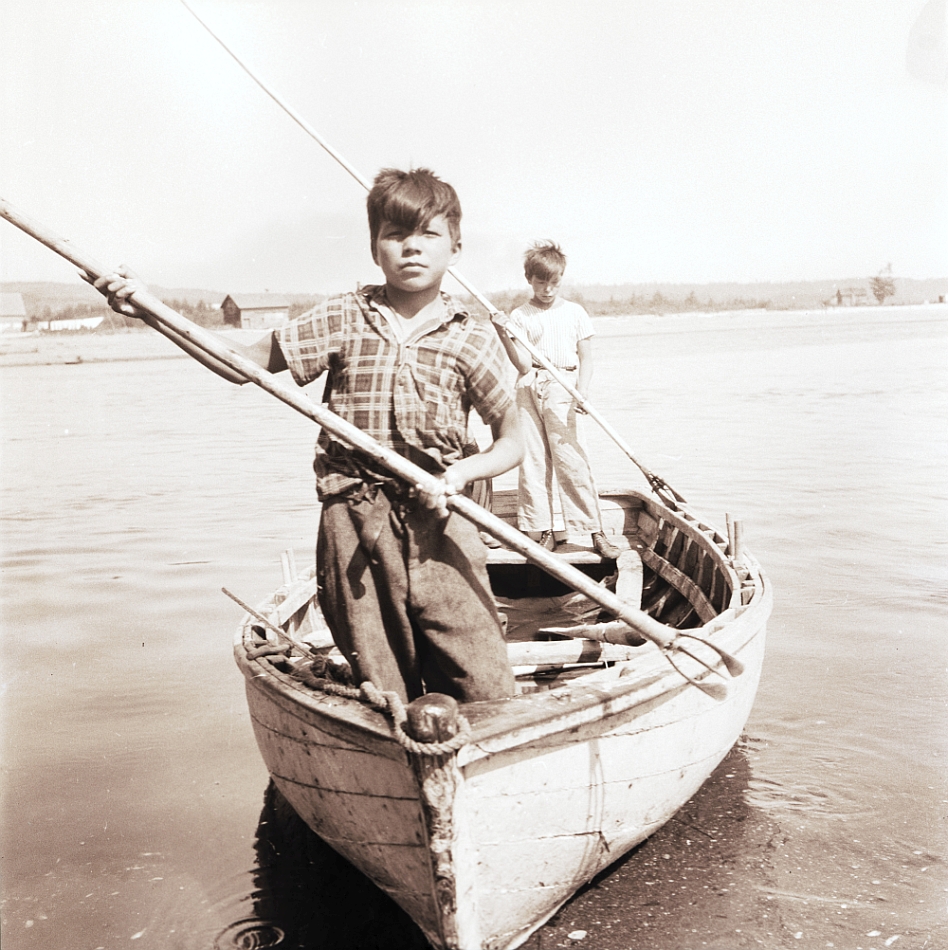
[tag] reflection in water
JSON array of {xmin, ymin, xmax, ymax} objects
[
  {"xmin": 219, "ymin": 749, "xmax": 759, "ymax": 950},
  {"xmin": 219, "ymin": 783, "xmax": 429, "ymax": 950}
]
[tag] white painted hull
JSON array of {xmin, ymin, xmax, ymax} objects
[{"xmin": 234, "ymin": 490, "xmax": 771, "ymax": 949}]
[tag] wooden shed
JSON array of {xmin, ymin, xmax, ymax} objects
[
  {"xmin": 834, "ymin": 287, "xmax": 870, "ymax": 307},
  {"xmin": 220, "ymin": 294, "xmax": 291, "ymax": 330}
]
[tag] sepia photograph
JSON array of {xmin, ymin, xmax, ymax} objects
[{"xmin": 1, "ymin": 2, "xmax": 946, "ymax": 948}]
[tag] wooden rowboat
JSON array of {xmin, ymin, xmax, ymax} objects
[{"xmin": 233, "ymin": 487, "xmax": 771, "ymax": 950}]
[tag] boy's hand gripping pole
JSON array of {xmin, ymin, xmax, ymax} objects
[{"xmin": 0, "ymin": 197, "xmax": 739, "ymax": 699}]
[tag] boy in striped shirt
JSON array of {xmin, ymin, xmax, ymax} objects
[{"xmin": 496, "ymin": 241, "xmax": 620, "ymax": 560}]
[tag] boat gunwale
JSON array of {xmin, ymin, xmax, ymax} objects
[
  {"xmin": 237, "ymin": 569, "xmax": 769, "ymax": 755},
  {"xmin": 621, "ymin": 489, "xmax": 745, "ymax": 615},
  {"xmin": 460, "ymin": 574, "xmax": 770, "ymax": 762}
]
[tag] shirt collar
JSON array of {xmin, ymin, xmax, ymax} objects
[{"xmin": 360, "ymin": 284, "xmax": 469, "ymax": 328}]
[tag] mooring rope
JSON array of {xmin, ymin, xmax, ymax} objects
[{"xmin": 248, "ymin": 640, "xmax": 471, "ymax": 756}]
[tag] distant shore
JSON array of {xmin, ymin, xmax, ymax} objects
[
  {"xmin": 591, "ymin": 300, "xmax": 948, "ymax": 340},
  {"xmin": 1, "ymin": 303, "xmax": 945, "ymax": 368},
  {"xmin": 0, "ymin": 326, "xmax": 267, "ymax": 367}
]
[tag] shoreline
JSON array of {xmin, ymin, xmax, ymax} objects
[
  {"xmin": 593, "ymin": 300, "xmax": 948, "ymax": 339},
  {"xmin": 1, "ymin": 303, "xmax": 945, "ymax": 367},
  {"xmin": 0, "ymin": 327, "xmax": 268, "ymax": 367}
]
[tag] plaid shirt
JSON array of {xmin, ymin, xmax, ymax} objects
[{"xmin": 278, "ymin": 285, "xmax": 514, "ymax": 498}]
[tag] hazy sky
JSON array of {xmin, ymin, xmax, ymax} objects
[{"xmin": 2, "ymin": 0, "xmax": 946, "ymax": 294}]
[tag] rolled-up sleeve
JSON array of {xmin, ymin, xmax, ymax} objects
[{"xmin": 278, "ymin": 298, "xmax": 348, "ymax": 387}]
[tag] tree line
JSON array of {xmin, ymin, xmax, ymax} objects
[
  {"xmin": 26, "ymin": 267, "xmax": 905, "ymax": 328},
  {"xmin": 487, "ymin": 289, "xmax": 777, "ymax": 317}
]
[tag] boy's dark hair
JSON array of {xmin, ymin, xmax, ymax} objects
[
  {"xmin": 367, "ymin": 167, "xmax": 462, "ymax": 251},
  {"xmin": 524, "ymin": 241, "xmax": 567, "ymax": 281}
]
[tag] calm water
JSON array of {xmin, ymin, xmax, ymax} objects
[{"xmin": 2, "ymin": 306, "xmax": 946, "ymax": 950}]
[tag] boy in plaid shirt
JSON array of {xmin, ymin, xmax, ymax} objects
[{"xmin": 94, "ymin": 168, "xmax": 522, "ymax": 704}]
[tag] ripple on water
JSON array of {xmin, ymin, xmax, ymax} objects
[
  {"xmin": 744, "ymin": 775, "xmax": 874, "ymax": 820},
  {"xmin": 196, "ymin": 783, "xmax": 429, "ymax": 950},
  {"xmin": 214, "ymin": 919, "xmax": 285, "ymax": 950}
]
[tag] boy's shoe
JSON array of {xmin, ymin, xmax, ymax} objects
[
  {"xmin": 591, "ymin": 531, "xmax": 621, "ymax": 560},
  {"xmin": 480, "ymin": 531, "xmax": 502, "ymax": 549},
  {"xmin": 538, "ymin": 530, "xmax": 556, "ymax": 551}
]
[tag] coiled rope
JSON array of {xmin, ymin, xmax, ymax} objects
[{"xmin": 247, "ymin": 641, "xmax": 472, "ymax": 756}]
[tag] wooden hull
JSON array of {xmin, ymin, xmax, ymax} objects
[{"xmin": 234, "ymin": 490, "xmax": 772, "ymax": 949}]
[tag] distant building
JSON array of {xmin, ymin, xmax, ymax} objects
[
  {"xmin": 220, "ymin": 294, "xmax": 291, "ymax": 329},
  {"xmin": 833, "ymin": 287, "xmax": 870, "ymax": 307},
  {"xmin": 0, "ymin": 292, "xmax": 27, "ymax": 332}
]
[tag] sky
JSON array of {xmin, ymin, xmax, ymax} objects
[{"xmin": 1, "ymin": 0, "xmax": 946, "ymax": 295}]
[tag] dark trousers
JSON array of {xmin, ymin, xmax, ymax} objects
[{"xmin": 316, "ymin": 488, "xmax": 516, "ymax": 704}]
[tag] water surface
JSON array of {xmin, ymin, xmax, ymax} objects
[{"xmin": 2, "ymin": 305, "xmax": 946, "ymax": 949}]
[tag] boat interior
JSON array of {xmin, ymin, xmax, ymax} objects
[
  {"xmin": 253, "ymin": 487, "xmax": 751, "ymax": 695},
  {"xmin": 479, "ymin": 488, "xmax": 745, "ymax": 689},
  {"xmin": 488, "ymin": 489, "xmax": 739, "ymax": 622}
]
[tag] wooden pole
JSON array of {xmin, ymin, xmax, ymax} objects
[{"xmin": 0, "ymin": 197, "xmax": 740, "ymax": 682}]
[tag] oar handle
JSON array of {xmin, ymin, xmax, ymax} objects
[
  {"xmin": 0, "ymin": 198, "xmax": 225, "ymax": 364},
  {"xmin": 0, "ymin": 197, "xmax": 736, "ymax": 678},
  {"xmin": 0, "ymin": 199, "xmax": 106, "ymax": 279}
]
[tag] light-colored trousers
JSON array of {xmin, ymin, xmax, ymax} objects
[{"xmin": 516, "ymin": 368, "xmax": 602, "ymax": 535}]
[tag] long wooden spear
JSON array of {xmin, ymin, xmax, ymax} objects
[
  {"xmin": 177, "ymin": 0, "xmax": 686, "ymax": 509},
  {"xmin": 0, "ymin": 197, "xmax": 739, "ymax": 692}
]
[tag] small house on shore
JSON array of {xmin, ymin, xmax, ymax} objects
[
  {"xmin": 220, "ymin": 294, "xmax": 291, "ymax": 329},
  {"xmin": 0, "ymin": 292, "xmax": 27, "ymax": 332},
  {"xmin": 833, "ymin": 287, "xmax": 870, "ymax": 307}
]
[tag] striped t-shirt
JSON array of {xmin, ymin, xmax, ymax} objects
[{"xmin": 507, "ymin": 298, "xmax": 594, "ymax": 370}]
